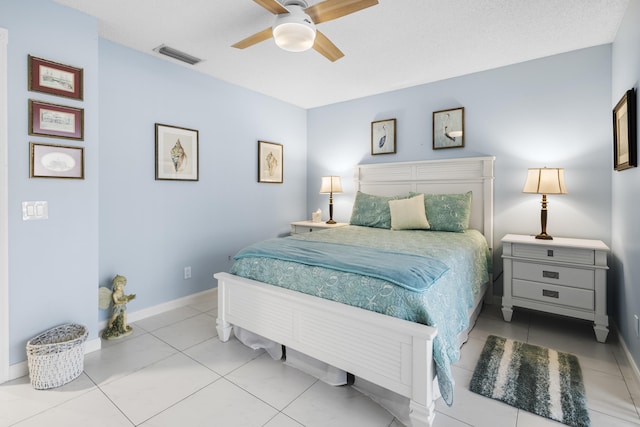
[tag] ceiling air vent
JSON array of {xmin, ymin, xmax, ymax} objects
[{"xmin": 153, "ymin": 45, "xmax": 202, "ymax": 65}]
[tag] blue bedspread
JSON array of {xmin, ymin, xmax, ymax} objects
[
  {"xmin": 230, "ymin": 226, "xmax": 491, "ymax": 406},
  {"xmin": 234, "ymin": 238, "xmax": 449, "ymax": 292}
]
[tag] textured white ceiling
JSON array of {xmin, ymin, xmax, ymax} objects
[{"xmin": 54, "ymin": 0, "xmax": 629, "ymax": 109}]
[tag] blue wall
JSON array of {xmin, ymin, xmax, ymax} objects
[
  {"xmin": 1, "ymin": 0, "xmax": 99, "ymax": 364},
  {"xmin": 98, "ymin": 40, "xmax": 307, "ymax": 314},
  {"xmin": 611, "ymin": 0, "xmax": 640, "ymax": 370},
  {"xmin": 307, "ymin": 46, "xmax": 613, "ymax": 298}
]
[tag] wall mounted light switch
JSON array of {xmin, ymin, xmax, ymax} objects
[{"xmin": 22, "ymin": 201, "xmax": 48, "ymax": 221}]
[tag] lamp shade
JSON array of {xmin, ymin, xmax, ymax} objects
[
  {"xmin": 522, "ymin": 168, "xmax": 567, "ymax": 195},
  {"xmin": 320, "ymin": 176, "xmax": 343, "ymax": 194},
  {"xmin": 273, "ymin": 6, "xmax": 316, "ymax": 52}
]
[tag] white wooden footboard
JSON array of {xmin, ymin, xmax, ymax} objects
[{"xmin": 215, "ymin": 272, "xmax": 439, "ymax": 427}]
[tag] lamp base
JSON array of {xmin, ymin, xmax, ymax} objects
[
  {"xmin": 535, "ymin": 232, "xmax": 553, "ymax": 240},
  {"xmin": 535, "ymin": 196, "xmax": 553, "ymax": 240},
  {"xmin": 326, "ymin": 219, "xmax": 336, "ymax": 224}
]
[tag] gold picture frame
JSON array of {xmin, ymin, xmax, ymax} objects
[
  {"xmin": 30, "ymin": 142, "xmax": 84, "ymax": 179},
  {"xmin": 29, "ymin": 99, "xmax": 84, "ymax": 140},
  {"xmin": 28, "ymin": 55, "xmax": 83, "ymax": 100}
]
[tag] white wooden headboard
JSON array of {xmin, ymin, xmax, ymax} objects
[{"xmin": 354, "ymin": 156, "xmax": 495, "ymax": 251}]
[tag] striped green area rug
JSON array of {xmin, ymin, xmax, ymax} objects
[{"xmin": 470, "ymin": 335, "xmax": 590, "ymax": 427}]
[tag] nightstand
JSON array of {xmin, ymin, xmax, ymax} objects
[
  {"xmin": 501, "ymin": 234, "xmax": 609, "ymax": 342},
  {"xmin": 290, "ymin": 220, "xmax": 348, "ymax": 234}
]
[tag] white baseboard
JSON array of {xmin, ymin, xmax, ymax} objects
[
  {"xmin": 613, "ymin": 323, "xmax": 640, "ymax": 395},
  {"xmin": 85, "ymin": 336, "xmax": 102, "ymax": 354},
  {"xmin": 6, "ymin": 288, "xmax": 218, "ymax": 382},
  {"xmin": 8, "ymin": 360, "xmax": 26, "ymax": 382},
  {"xmin": 97, "ymin": 287, "xmax": 217, "ymax": 330}
]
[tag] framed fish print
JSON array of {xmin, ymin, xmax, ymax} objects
[
  {"xmin": 258, "ymin": 140, "xmax": 283, "ymax": 183},
  {"xmin": 155, "ymin": 123, "xmax": 199, "ymax": 181},
  {"xmin": 28, "ymin": 55, "xmax": 83, "ymax": 100},
  {"xmin": 371, "ymin": 118, "xmax": 396, "ymax": 155},
  {"xmin": 433, "ymin": 107, "xmax": 464, "ymax": 149}
]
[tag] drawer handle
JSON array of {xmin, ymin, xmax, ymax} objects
[
  {"xmin": 543, "ymin": 289, "xmax": 559, "ymax": 298},
  {"xmin": 547, "ymin": 249, "xmax": 554, "ymax": 257},
  {"xmin": 542, "ymin": 270, "xmax": 559, "ymax": 279}
]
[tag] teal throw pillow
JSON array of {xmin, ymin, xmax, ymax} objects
[
  {"xmin": 410, "ymin": 191, "xmax": 473, "ymax": 232},
  {"xmin": 426, "ymin": 192, "xmax": 472, "ymax": 232},
  {"xmin": 350, "ymin": 191, "xmax": 407, "ymax": 229}
]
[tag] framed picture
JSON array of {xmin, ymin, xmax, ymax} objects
[
  {"xmin": 155, "ymin": 123, "xmax": 199, "ymax": 181},
  {"xmin": 30, "ymin": 142, "xmax": 84, "ymax": 179},
  {"xmin": 371, "ymin": 119, "xmax": 396, "ymax": 155},
  {"xmin": 433, "ymin": 107, "xmax": 464, "ymax": 149},
  {"xmin": 613, "ymin": 88, "xmax": 637, "ymax": 171},
  {"xmin": 28, "ymin": 55, "xmax": 83, "ymax": 100},
  {"xmin": 29, "ymin": 100, "xmax": 84, "ymax": 140},
  {"xmin": 258, "ymin": 141, "xmax": 283, "ymax": 183}
]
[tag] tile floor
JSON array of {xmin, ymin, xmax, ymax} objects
[{"xmin": 1, "ymin": 294, "xmax": 639, "ymax": 427}]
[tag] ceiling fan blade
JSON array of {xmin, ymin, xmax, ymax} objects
[
  {"xmin": 232, "ymin": 27, "xmax": 273, "ymax": 49},
  {"xmin": 254, "ymin": 0, "xmax": 289, "ymax": 15},
  {"xmin": 313, "ymin": 30, "xmax": 344, "ymax": 62},
  {"xmin": 306, "ymin": 0, "xmax": 378, "ymax": 24}
]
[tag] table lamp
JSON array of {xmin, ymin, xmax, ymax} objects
[
  {"xmin": 320, "ymin": 176, "xmax": 343, "ymax": 224},
  {"xmin": 522, "ymin": 167, "xmax": 567, "ymax": 240}
]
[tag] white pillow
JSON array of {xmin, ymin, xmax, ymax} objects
[{"xmin": 388, "ymin": 194, "xmax": 430, "ymax": 230}]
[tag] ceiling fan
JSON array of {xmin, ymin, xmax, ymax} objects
[{"xmin": 232, "ymin": 0, "xmax": 379, "ymax": 62}]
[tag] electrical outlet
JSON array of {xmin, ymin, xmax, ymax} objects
[
  {"xmin": 184, "ymin": 266, "xmax": 191, "ymax": 279},
  {"xmin": 635, "ymin": 315, "xmax": 639, "ymax": 338}
]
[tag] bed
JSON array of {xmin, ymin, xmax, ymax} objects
[{"xmin": 214, "ymin": 156, "xmax": 494, "ymax": 427}]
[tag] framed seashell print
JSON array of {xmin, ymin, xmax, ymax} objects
[
  {"xmin": 155, "ymin": 123, "xmax": 199, "ymax": 181},
  {"xmin": 258, "ymin": 140, "xmax": 283, "ymax": 183}
]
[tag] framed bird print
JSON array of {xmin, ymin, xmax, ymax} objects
[
  {"xmin": 371, "ymin": 118, "xmax": 396, "ymax": 155},
  {"xmin": 155, "ymin": 123, "xmax": 199, "ymax": 181},
  {"xmin": 433, "ymin": 107, "xmax": 464, "ymax": 149}
]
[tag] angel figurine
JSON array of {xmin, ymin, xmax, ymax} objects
[{"xmin": 99, "ymin": 274, "xmax": 136, "ymax": 340}]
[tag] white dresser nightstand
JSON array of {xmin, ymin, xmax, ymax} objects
[
  {"xmin": 501, "ymin": 234, "xmax": 610, "ymax": 342},
  {"xmin": 290, "ymin": 220, "xmax": 348, "ymax": 234}
]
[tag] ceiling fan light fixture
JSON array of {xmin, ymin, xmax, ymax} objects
[{"xmin": 273, "ymin": 6, "xmax": 316, "ymax": 52}]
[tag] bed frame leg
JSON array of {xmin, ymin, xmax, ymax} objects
[
  {"xmin": 216, "ymin": 318, "xmax": 232, "ymax": 342},
  {"xmin": 410, "ymin": 400, "xmax": 435, "ymax": 427}
]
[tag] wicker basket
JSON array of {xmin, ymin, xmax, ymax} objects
[{"xmin": 26, "ymin": 323, "xmax": 88, "ymax": 390}]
